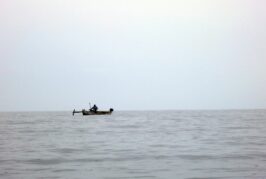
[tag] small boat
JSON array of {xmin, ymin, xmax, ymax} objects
[{"xmin": 72, "ymin": 108, "xmax": 114, "ymax": 116}]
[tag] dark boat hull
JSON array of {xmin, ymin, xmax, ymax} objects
[
  {"xmin": 82, "ymin": 111, "xmax": 112, "ymax": 115},
  {"xmin": 73, "ymin": 108, "xmax": 114, "ymax": 116}
]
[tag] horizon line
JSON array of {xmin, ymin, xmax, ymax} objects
[{"xmin": 1, "ymin": 108, "xmax": 266, "ymax": 113}]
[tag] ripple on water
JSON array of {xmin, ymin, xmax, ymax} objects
[{"xmin": 1, "ymin": 110, "xmax": 266, "ymax": 178}]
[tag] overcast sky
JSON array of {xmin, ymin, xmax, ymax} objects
[{"xmin": 0, "ymin": 0, "xmax": 266, "ymax": 111}]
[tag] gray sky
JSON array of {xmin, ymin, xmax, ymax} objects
[{"xmin": 1, "ymin": 0, "xmax": 266, "ymax": 111}]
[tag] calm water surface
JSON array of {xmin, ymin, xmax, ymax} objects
[{"xmin": 1, "ymin": 110, "xmax": 266, "ymax": 179}]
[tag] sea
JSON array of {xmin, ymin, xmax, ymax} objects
[{"xmin": 1, "ymin": 110, "xmax": 266, "ymax": 179}]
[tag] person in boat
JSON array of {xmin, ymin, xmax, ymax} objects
[{"xmin": 90, "ymin": 104, "xmax": 98, "ymax": 112}]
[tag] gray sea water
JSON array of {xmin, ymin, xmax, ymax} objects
[{"xmin": 1, "ymin": 110, "xmax": 266, "ymax": 179}]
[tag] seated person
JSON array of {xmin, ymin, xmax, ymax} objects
[{"xmin": 90, "ymin": 104, "xmax": 98, "ymax": 112}]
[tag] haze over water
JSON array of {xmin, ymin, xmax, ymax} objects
[
  {"xmin": 1, "ymin": 1, "xmax": 266, "ymax": 178},
  {"xmin": 1, "ymin": 0, "xmax": 266, "ymax": 111},
  {"xmin": 1, "ymin": 110, "xmax": 266, "ymax": 179}
]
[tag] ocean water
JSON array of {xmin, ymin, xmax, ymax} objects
[{"xmin": 1, "ymin": 110, "xmax": 266, "ymax": 179}]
